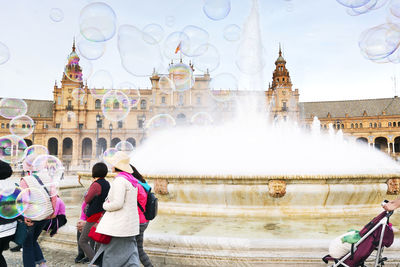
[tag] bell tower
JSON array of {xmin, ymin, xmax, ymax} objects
[{"xmin": 267, "ymin": 45, "xmax": 299, "ymax": 121}]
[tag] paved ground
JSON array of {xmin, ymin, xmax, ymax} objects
[{"xmin": 3, "ymin": 246, "xmax": 85, "ymax": 267}]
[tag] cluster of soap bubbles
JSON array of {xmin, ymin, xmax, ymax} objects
[
  {"xmin": 335, "ymin": 0, "xmax": 400, "ymax": 63},
  {"xmin": 0, "ymin": 99, "xmax": 65, "ymax": 220},
  {"xmin": 102, "ymin": 140, "xmax": 135, "ymax": 167}
]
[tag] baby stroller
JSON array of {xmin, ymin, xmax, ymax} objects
[{"xmin": 322, "ymin": 207, "xmax": 394, "ymax": 267}]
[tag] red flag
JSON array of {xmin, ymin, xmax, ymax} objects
[{"xmin": 175, "ymin": 42, "xmax": 181, "ymax": 54}]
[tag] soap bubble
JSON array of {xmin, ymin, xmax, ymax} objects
[
  {"xmin": 346, "ymin": 0, "xmax": 377, "ymax": 15},
  {"xmin": 359, "ymin": 23, "xmax": 400, "ymax": 61},
  {"xmin": 0, "ymin": 187, "xmax": 22, "ymax": 219},
  {"xmin": 79, "ymin": 2, "xmax": 116, "ymax": 42},
  {"xmin": 49, "ymin": 8, "xmax": 64, "ymax": 22},
  {"xmin": 0, "ymin": 98, "xmax": 27, "ymax": 119},
  {"xmin": 65, "ymin": 51, "xmax": 83, "ymax": 83},
  {"xmin": 145, "ymin": 114, "xmax": 176, "ymax": 130},
  {"xmin": 0, "ymin": 42, "xmax": 10, "ymax": 65},
  {"xmin": 142, "ymin": 24, "xmax": 164, "ymax": 44},
  {"xmin": 16, "ymin": 187, "xmax": 47, "ymax": 219},
  {"xmin": 159, "ymin": 75, "xmax": 175, "ymax": 94},
  {"xmin": 79, "ymin": 57, "xmax": 93, "ymax": 80},
  {"xmin": 31, "ymin": 155, "xmax": 64, "ymax": 184},
  {"xmin": 23, "ymin": 145, "xmax": 49, "ymax": 166},
  {"xmin": 66, "ymin": 111, "xmax": 76, "ymax": 121},
  {"xmin": 10, "ymin": 115, "xmax": 35, "ymax": 138},
  {"xmin": 165, "ymin": 16, "xmax": 175, "ymax": 27},
  {"xmin": 371, "ymin": 0, "xmax": 389, "ymax": 10},
  {"xmin": 116, "ymin": 141, "xmax": 134, "ymax": 154},
  {"xmin": 89, "ymin": 70, "xmax": 113, "ymax": 99},
  {"xmin": 181, "ymin": 25, "xmax": 209, "ymax": 57},
  {"xmin": 190, "ymin": 112, "xmax": 214, "ymax": 126},
  {"xmin": 103, "ymin": 147, "xmax": 118, "ymax": 164},
  {"xmin": 0, "ymin": 135, "xmax": 27, "ymax": 164},
  {"xmin": 119, "ymin": 82, "xmax": 141, "ymax": 108},
  {"xmin": 193, "ymin": 44, "xmax": 220, "ymax": 73},
  {"xmin": 169, "ymin": 63, "xmax": 194, "ymax": 91},
  {"xmin": 118, "ymin": 24, "xmax": 164, "ymax": 77},
  {"xmin": 209, "ymin": 73, "xmax": 237, "ymax": 102},
  {"xmin": 163, "ymin": 31, "xmax": 190, "ymax": 60},
  {"xmin": 72, "ymin": 88, "xmax": 85, "ymax": 102},
  {"xmin": 224, "ymin": 24, "xmax": 241, "ymax": 42},
  {"xmin": 336, "ymin": 0, "xmax": 371, "ymax": 8},
  {"xmin": 203, "ymin": 0, "xmax": 231, "ymax": 20},
  {"xmin": 101, "ymin": 90, "xmax": 131, "ymax": 122},
  {"xmin": 76, "ymin": 34, "xmax": 106, "ymax": 60}
]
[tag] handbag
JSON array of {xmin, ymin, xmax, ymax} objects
[
  {"xmin": 88, "ymin": 214, "xmax": 112, "ymax": 244},
  {"xmin": 13, "ymin": 220, "xmax": 28, "ymax": 246}
]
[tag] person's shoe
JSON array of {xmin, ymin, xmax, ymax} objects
[
  {"xmin": 74, "ymin": 254, "xmax": 85, "ymax": 263},
  {"xmin": 10, "ymin": 245, "xmax": 22, "ymax": 252},
  {"xmin": 81, "ymin": 257, "xmax": 90, "ymax": 264}
]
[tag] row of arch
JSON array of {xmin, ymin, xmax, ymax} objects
[
  {"xmin": 46, "ymin": 137, "xmax": 136, "ymax": 158},
  {"xmin": 356, "ymin": 136, "xmax": 400, "ymax": 152}
]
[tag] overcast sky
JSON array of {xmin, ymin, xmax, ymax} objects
[{"xmin": 0, "ymin": 0, "xmax": 396, "ymax": 102}]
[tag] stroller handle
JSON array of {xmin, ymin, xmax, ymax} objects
[{"xmin": 382, "ymin": 200, "xmax": 394, "ymax": 217}]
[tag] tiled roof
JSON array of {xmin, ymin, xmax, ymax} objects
[
  {"xmin": 299, "ymin": 97, "xmax": 400, "ymax": 119},
  {"xmin": 0, "ymin": 98, "xmax": 53, "ymax": 118}
]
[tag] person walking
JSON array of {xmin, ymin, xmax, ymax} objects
[
  {"xmin": 0, "ymin": 161, "xmax": 18, "ymax": 267},
  {"xmin": 91, "ymin": 151, "xmax": 140, "ymax": 267},
  {"xmin": 130, "ymin": 164, "xmax": 153, "ymax": 267},
  {"xmin": 79, "ymin": 162, "xmax": 109, "ymax": 262}
]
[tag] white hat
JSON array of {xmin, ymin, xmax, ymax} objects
[{"xmin": 106, "ymin": 151, "xmax": 133, "ymax": 173}]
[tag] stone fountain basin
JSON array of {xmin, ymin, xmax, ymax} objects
[{"xmin": 73, "ymin": 173, "xmax": 400, "ymax": 265}]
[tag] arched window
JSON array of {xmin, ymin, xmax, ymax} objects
[
  {"xmin": 374, "ymin": 123, "xmax": 377, "ymax": 128},
  {"xmin": 394, "ymin": 122, "xmax": 397, "ymax": 127},
  {"xmin": 360, "ymin": 123, "xmax": 363, "ymax": 128},
  {"xmin": 355, "ymin": 123, "xmax": 358, "ymax": 128},
  {"xmin": 95, "ymin": 99, "xmax": 101, "ymax": 109},
  {"xmin": 351, "ymin": 123, "xmax": 354, "ymax": 128},
  {"xmin": 140, "ymin": 99, "xmax": 147, "ymax": 110},
  {"xmin": 341, "ymin": 124, "xmax": 344, "ymax": 129},
  {"xmin": 378, "ymin": 122, "xmax": 381, "ymax": 128},
  {"xmin": 389, "ymin": 122, "xmax": 392, "ymax": 127},
  {"xmin": 82, "ymin": 138, "xmax": 92, "ymax": 158},
  {"xmin": 369, "ymin": 123, "xmax": 372, "ymax": 128},
  {"xmin": 48, "ymin": 138, "xmax": 58, "ymax": 156},
  {"xmin": 178, "ymin": 94, "xmax": 184, "ymax": 106},
  {"xmin": 398, "ymin": 122, "xmax": 400, "ymax": 127},
  {"xmin": 161, "ymin": 96, "xmax": 166, "ymax": 104}
]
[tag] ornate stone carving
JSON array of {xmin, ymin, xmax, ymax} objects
[
  {"xmin": 154, "ymin": 179, "xmax": 169, "ymax": 195},
  {"xmin": 387, "ymin": 178, "xmax": 400, "ymax": 195},
  {"xmin": 268, "ymin": 180, "xmax": 286, "ymax": 198}
]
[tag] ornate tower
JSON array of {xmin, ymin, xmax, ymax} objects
[{"xmin": 267, "ymin": 45, "xmax": 299, "ymax": 121}]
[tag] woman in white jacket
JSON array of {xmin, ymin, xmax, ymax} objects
[{"xmin": 91, "ymin": 151, "xmax": 140, "ymax": 267}]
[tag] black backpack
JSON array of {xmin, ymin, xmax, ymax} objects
[{"xmin": 137, "ymin": 188, "xmax": 158, "ymax": 220}]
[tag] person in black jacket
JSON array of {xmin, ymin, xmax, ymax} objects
[{"xmin": 0, "ymin": 160, "xmax": 17, "ymax": 267}]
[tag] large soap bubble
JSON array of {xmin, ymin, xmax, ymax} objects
[
  {"xmin": 145, "ymin": 114, "xmax": 176, "ymax": 130},
  {"xmin": 31, "ymin": 155, "xmax": 65, "ymax": 184},
  {"xmin": 49, "ymin": 8, "xmax": 64, "ymax": 22},
  {"xmin": 116, "ymin": 141, "xmax": 134, "ymax": 154},
  {"xmin": 103, "ymin": 147, "xmax": 118, "ymax": 165},
  {"xmin": 89, "ymin": 70, "xmax": 113, "ymax": 99},
  {"xmin": 142, "ymin": 24, "xmax": 164, "ymax": 45},
  {"xmin": 209, "ymin": 73, "xmax": 237, "ymax": 102},
  {"xmin": 119, "ymin": 82, "xmax": 141, "ymax": 108},
  {"xmin": 10, "ymin": 115, "xmax": 34, "ymax": 138},
  {"xmin": 23, "ymin": 145, "xmax": 49, "ymax": 166},
  {"xmin": 163, "ymin": 31, "xmax": 190, "ymax": 60},
  {"xmin": 0, "ymin": 135, "xmax": 27, "ymax": 164},
  {"xmin": 118, "ymin": 25, "xmax": 164, "ymax": 77},
  {"xmin": 16, "ymin": 186, "xmax": 47, "ymax": 219},
  {"xmin": 0, "ymin": 98, "xmax": 27, "ymax": 119},
  {"xmin": 169, "ymin": 63, "xmax": 194, "ymax": 92},
  {"xmin": 77, "ymin": 34, "xmax": 106, "ymax": 60},
  {"xmin": 181, "ymin": 25, "xmax": 209, "ymax": 57},
  {"xmin": 359, "ymin": 23, "xmax": 400, "ymax": 61},
  {"xmin": 79, "ymin": 2, "xmax": 116, "ymax": 42},
  {"xmin": 346, "ymin": 0, "xmax": 378, "ymax": 15},
  {"xmin": 0, "ymin": 186, "xmax": 23, "ymax": 219},
  {"xmin": 224, "ymin": 24, "xmax": 241, "ymax": 42},
  {"xmin": 190, "ymin": 112, "xmax": 214, "ymax": 126},
  {"xmin": 0, "ymin": 42, "xmax": 10, "ymax": 65},
  {"xmin": 203, "ymin": 0, "xmax": 231, "ymax": 20},
  {"xmin": 336, "ymin": 0, "xmax": 371, "ymax": 8},
  {"xmin": 159, "ymin": 75, "xmax": 175, "ymax": 94},
  {"xmin": 101, "ymin": 90, "xmax": 131, "ymax": 122},
  {"xmin": 193, "ymin": 44, "xmax": 220, "ymax": 73}
]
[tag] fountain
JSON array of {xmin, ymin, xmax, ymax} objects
[{"xmin": 76, "ymin": 1, "xmax": 400, "ymax": 265}]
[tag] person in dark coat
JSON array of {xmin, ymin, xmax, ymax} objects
[{"xmin": 0, "ymin": 160, "xmax": 17, "ymax": 267}]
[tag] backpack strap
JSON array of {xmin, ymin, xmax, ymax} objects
[
  {"xmin": 137, "ymin": 202, "xmax": 144, "ymax": 213},
  {"xmin": 32, "ymin": 174, "xmax": 51, "ymax": 197}
]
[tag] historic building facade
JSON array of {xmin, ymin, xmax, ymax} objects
[{"xmin": 1, "ymin": 43, "xmax": 399, "ymax": 169}]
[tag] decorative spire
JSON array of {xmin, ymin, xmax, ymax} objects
[
  {"xmin": 72, "ymin": 37, "xmax": 76, "ymax": 52},
  {"xmin": 279, "ymin": 43, "xmax": 282, "ymax": 57}
]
